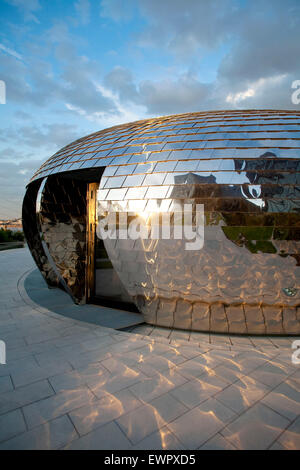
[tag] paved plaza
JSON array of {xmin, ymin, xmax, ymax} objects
[{"xmin": 0, "ymin": 248, "xmax": 299, "ymax": 450}]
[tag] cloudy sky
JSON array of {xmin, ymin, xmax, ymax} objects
[{"xmin": 0, "ymin": 0, "xmax": 300, "ymax": 218}]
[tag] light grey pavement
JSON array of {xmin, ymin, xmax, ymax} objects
[{"xmin": 0, "ymin": 247, "xmax": 299, "ymax": 450}]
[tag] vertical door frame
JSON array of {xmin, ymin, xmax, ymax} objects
[{"xmin": 86, "ymin": 182, "xmax": 99, "ymax": 302}]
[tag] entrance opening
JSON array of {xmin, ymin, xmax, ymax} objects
[{"xmin": 86, "ymin": 182, "xmax": 139, "ymax": 312}]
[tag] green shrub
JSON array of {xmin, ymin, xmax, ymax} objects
[{"xmin": 0, "ymin": 228, "xmax": 24, "ymax": 242}]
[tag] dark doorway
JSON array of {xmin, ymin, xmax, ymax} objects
[{"xmin": 86, "ymin": 182, "xmax": 139, "ymax": 313}]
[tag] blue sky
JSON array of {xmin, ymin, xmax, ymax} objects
[{"xmin": 0, "ymin": 0, "xmax": 300, "ymax": 218}]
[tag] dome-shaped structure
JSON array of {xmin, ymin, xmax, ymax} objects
[{"xmin": 23, "ymin": 110, "xmax": 300, "ymax": 334}]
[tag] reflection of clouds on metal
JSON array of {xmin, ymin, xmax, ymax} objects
[{"xmin": 23, "ymin": 110, "xmax": 300, "ymax": 334}]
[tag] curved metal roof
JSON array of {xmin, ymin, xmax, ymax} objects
[{"xmin": 30, "ymin": 109, "xmax": 300, "ymax": 184}]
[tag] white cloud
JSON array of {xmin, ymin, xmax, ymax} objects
[
  {"xmin": 75, "ymin": 0, "xmax": 90, "ymax": 25},
  {"xmin": 0, "ymin": 43, "xmax": 22, "ymax": 60},
  {"xmin": 66, "ymin": 82, "xmax": 146, "ymax": 128},
  {"xmin": 101, "ymin": 0, "xmax": 239, "ymax": 56},
  {"xmin": 5, "ymin": 0, "xmax": 41, "ymax": 23},
  {"xmin": 225, "ymin": 75, "xmax": 288, "ymax": 107}
]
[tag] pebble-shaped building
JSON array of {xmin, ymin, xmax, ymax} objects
[{"xmin": 22, "ymin": 110, "xmax": 300, "ymax": 335}]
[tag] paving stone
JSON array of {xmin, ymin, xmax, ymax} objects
[
  {"xmin": 116, "ymin": 403, "xmax": 168, "ymax": 445},
  {"xmin": 68, "ymin": 347, "xmax": 112, "ymax": 369},
  {"xmin": 149, "ymin": 393, "xmax": 189, "ymax": 424},
  {"xmin": 215, "ymin": 376, "xmax": 270, "ymax": 414},
  {"xmin": 5, "ymin": 337, "xmax": 28, "ymax": 351},
  {"xmin": 0, "ymin": 409, "xmax": 26, "ymax": 443},
  {"xmin": 133, "ymin": 425, "xmax": 184, "ymax": 450},
  {"xmin": 0, "ymin": 375, "xmax": 13, "ymax": 394},
  {"xmin": 23, "ymin": 330, "xmax": 64, "ymax": 345},
  {"xmin": 108, "ymin": 350, "xmax": 147, "ymax": 369},
  {"xmin": 0, "ymin": 355, "xmax": 39, "ymax": 378},
  {"xmin": 11, "ymin": 361, "xmax": 73, "ymax": 388},
  {"xmin": 22, "ymin": 386, "xmax": 96, "ymax": 428},
  {"xmin": 137, "ymin": 342, "xmax": 189, "ymax": 364},
  {"xmin": 134, "ymin": 354, "xmax": 180, "ymax": 377},
  {"xmin": 247, "ymin": 360, "xmax": 295, "ymax": 388},
  {"xmin": 269, "ymin": 441, "xmax": 287, "ymax": 450},
  {"xmin": 69, "ymin": 389, "xmax": 143, "ymax": 435},
  {"xmin": 277, "ymin": 415, "xmax": 300, "ymax": 450},
  {"xmin": 90, "ymin": 366, "xmax": 146, "ymax": 398},
  {"xmin": 104, "ymin": 338, "xmax": 148, "ymax": 355},
  {"xmin": 200, "ymin": 433, "xmax": 237, "ymax": 450},
  {"xmin": 0, "ymin": 415, "xmax": 78, "ymax": 450},
  {"xmin": 129, "ymin": 369, "xmax": 187, "ymax": 403},
  {"xmin": 0, "ymin": 379, "xmax": 54, "ymax": 415},
  {"xmin": 210, "ymin": 332, "xmax": 232, "ymax": 345},
  {"xmin": 64, "ymin": 421, "xmax": 132, "ymax": 450},
  {"xmin": 48, "ymin": 364, "xmax": 110, "ymax": 393},
  {"xmin": 176, "ymin": 345, "xmax": 208, "ymax": 359},
  {"xmin": 168, "ymin": 398, "xmax": 236, "ymax": 449},
  {"xmin": 273, "ymin": 352, "xmax": 298, "ymax": 366},
  {"xmin": 171, "ymin": 358, "xmax": 207, "ymax": 380},
  {"xmin": 233, "ymin": 355, "xmax": 270, "ymax": 374},
  {"xmin": 170, "ymin": 375, "xmax": 227, "ymax": 409},
  {"xmin": 220, "ymin": 403, "xmax": 290, "ymax": 450},
  {"xmin": 261, "ymin": 379, "xmax": 300, "ymax": 421},
  {"xmin": 78, "ymin": 335, "xmax": 117, "ymax": 352},
  {"xmin": 191, "ymin": 352, "xmax": 223, "ymax": 369},
  {"xmin": 52, "ymin": 333, "xmax": 96, "ymax": 349},
  {"xmin": 211, "ymin": 365, "xmax": 245, "ymax": 385}
]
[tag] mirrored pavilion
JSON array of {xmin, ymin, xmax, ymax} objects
[{"xmin": 22, "ymin": 109, "xmax": 300, "ymax": 335}]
